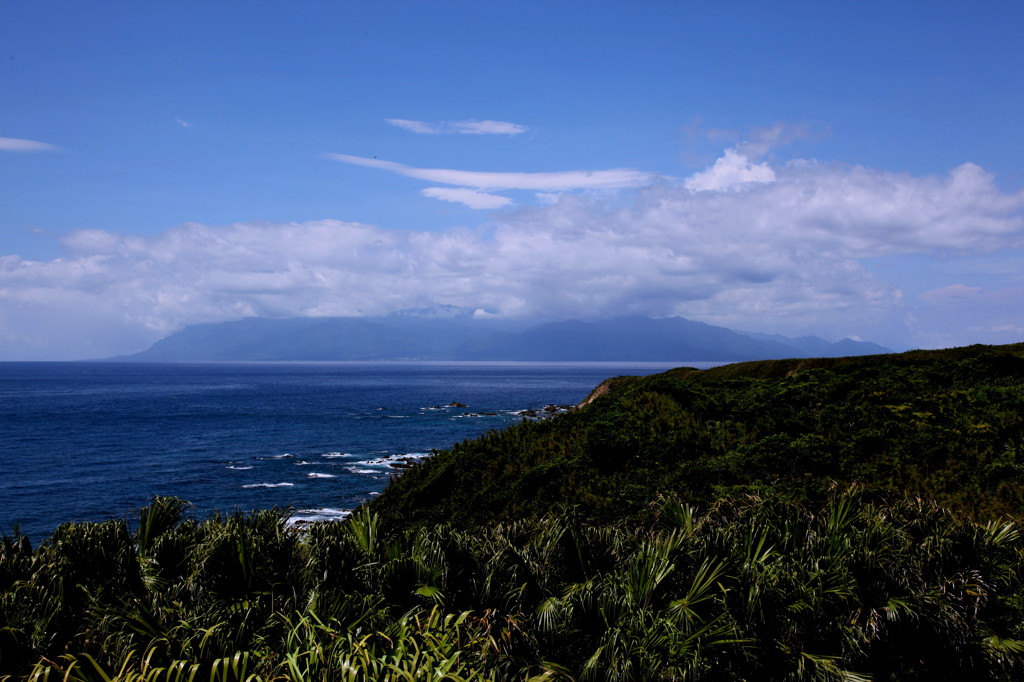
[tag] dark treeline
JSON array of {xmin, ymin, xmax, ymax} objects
[{"xmin": 3, "ymin": 343, "xmax": 1024, "ymax": 680}]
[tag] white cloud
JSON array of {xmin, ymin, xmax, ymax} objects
[
  {"xmin": 175, "ymin": 117, "xmax": 194, "ymax": 128},
  {"xmin": 326, "ymin": 153, "xmax": 655, "ymax": 191},
  {"xmin": 919, "ymin": 284, "xmax": 982, "ymax": 304},
  {"xmin": 987, "ymin": 324, "xmax": 1024, "ymax": 335},
  {"xmin": 386, "ymin": 119, "xmax": 441, "ymax": 134},
  {"xmin": 684, "ymin": 148, "xmax": 776, "ymax": 191},
  {"xmin": 421, "ymin": 187, "xmax": 513, "ymax": 209},
  {"xmin": 0, "ymin": 136, "xmax": 60, "ymax": 152},
  {"xmin": 386, "ymin": 118, "xmax": 527, "ymax": 135},
  {"xmin": 736, "ymin": 122, "xmax": 816, "ymax": 159},
  {"xmin": 908, "ymin": 284, "xmax": 1024, "ymax": 348},
  {"xmin": 450, "ymin": 120, "xmax": 528, "ymax": 135},
  {"xmin": 2, "ymin": 149, "xmax": 1024, "ymax": 358}
]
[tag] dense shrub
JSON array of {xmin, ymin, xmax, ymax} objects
[{"xmin": 3, "ymin": 491, "xmax": 1024, "ymax": 680}]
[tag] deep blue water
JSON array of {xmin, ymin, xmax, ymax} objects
[{"xmin": 0, "ymin": 361, "xmax": 702, "ymax": 541}]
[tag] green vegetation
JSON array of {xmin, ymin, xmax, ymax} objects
[
  {"xmin": 2, "ymin": 493, "xmax": 1024, "ymax": 679},
  {"xmin": 3, "ymin": 343, "xmax": 1024, "ymax": 680},
  {"xmin": 5, "ymin": 492, "xmax": 1024, "ymax": 680},
  {"xmin": 374, "ymin": 344, "xmax": 1024, "ymax": 526}
]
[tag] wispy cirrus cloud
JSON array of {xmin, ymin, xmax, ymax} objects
[
  {"xmin": 421, "ymin": 187, "xmax": 514, "ymax": 209},
  {"xmin": 326, "ymin": 154, "xmax": 654, "ymax": 191},
  {"xmin": 452, "ymin": 120, "xmax": 528, "ymax": 135},
  {"xmin": 386, "ymin": 118, "xmax": 528, "ymax": 135},
  {"xmin": 326, "ymin": 153, "xmax": 656, "ymax": 209},
  {"xmin": 0, "ymin": 136, "xmax": 60, "ymax": 152},
  {"xmin": 386, "ymin": 119, "xmax": 438, "ymax": 134}
]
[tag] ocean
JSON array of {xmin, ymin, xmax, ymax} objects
[{"xmin": 0, "ymin": 361, "xmax": 705, "ymax": 541}]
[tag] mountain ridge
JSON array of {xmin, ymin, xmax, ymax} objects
[{"xmin": 114, "ymin": 315, "xmax": 892, "ymax": 362}]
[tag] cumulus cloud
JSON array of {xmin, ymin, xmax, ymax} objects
[
  {"xmin": 2, "ymin": 149, "xmax": 1023, "ymax": 358},
  {"xmin": 326, "ymin": 153, "xmax": 655, "ymax": 191},
  {"xmin": 386, "ymin": 118, "xmax": 528, "ymax": 135},
  {"xmin": 0, "ymin": 136, "xmax": 60, "ymax": 152},
  {"xmin": 684, "ymin": 148, "xmax": 776, "ymax": 191}
]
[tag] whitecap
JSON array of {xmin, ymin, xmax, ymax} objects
[
  {"xmin": 227, "ymin": 465, "xmax": 254, "ymax": 470},
  {"xmin": 321, "ymin": 452, "xmax": 353, "ymax": 458},
  {"xmin": 288, "ymin": 508, "xmax": 352, "ymax": 525},
  {"xmin": 345, "ymin": 467, "xmax": 382, "ymax": 475},
  {"xmin": 306, "ymin": 472, "xmax": 337, "ymax": 479},
  {"xmin": 242, "ymin": 482, "xmax": 296, "ymax": 488},
  {"xmin": 362, "ymin": 452, "xmax": 431, "ymax": 468}
]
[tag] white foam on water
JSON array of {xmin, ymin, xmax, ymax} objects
[
  {"xmin": 306, "ymin": 472, "xmax": 337, "ymax": 479},
  {"xmin": 321, "ymin": 452, "xmax": 353, "ymax": 458},
  {"xmin": 345, "ymin": 467, "xmax": 381, "ymax": 475},
  {"xmin": 242, "ymin": 482, "xmax": 296, "ymax": 488},
  {"xmin": 288, "ymin": 508, "xmax": 352, "ymax": 525},
  {"xmin": 294, "ymin": 460, "xmax": 313, "ymax": 466},
  {"xmin": 227, "ymin": 465, "xmax": 254, "ymax": 470},
  {"xmin": 361, "ymin": 452, "xmax": 431, "ymax": 467}
]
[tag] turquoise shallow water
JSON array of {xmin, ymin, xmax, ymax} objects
[{"xmin": 0, "ymin": 361, "xmax": 699, "ymax": 541}]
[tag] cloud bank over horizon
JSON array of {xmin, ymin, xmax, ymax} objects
[{"xmin": 2, "ymin": 147, "xmax": 1022, "ymax": 360}]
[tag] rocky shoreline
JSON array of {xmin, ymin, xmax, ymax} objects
[{"xmin": 514, "ymin": 403, "xmax": 575, "ymax": 419}]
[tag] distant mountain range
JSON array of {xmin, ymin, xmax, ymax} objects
[{"xmin": 114, "ymin": 314, "xmax": 892, "ymax": 362}]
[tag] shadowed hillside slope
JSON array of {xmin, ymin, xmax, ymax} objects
[{"xmin": 372, "ymin": 343, "xmax": 1024, "ymax": 527}]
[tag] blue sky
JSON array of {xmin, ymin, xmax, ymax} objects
[{"xmin": 1, "ymin": 1, "xmax": 1022, "ymax": 359}]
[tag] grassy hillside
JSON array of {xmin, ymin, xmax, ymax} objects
[{"xmin": 372, "ymin": 344, "xmax": 1024, "ymax": 527}]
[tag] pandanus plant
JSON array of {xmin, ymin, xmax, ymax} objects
[{"xmin": 5, "ymin": 491, "xmax": 1024, "ymax": 681}]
